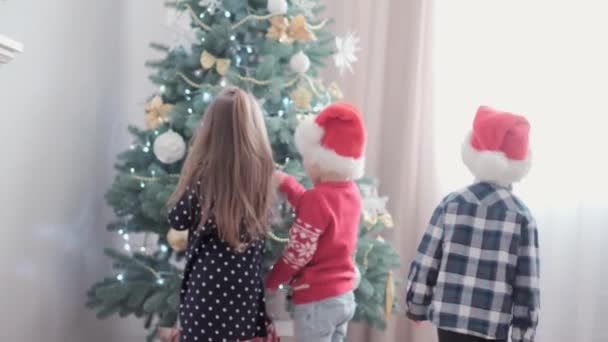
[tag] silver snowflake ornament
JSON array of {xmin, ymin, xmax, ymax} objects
[
  {"xmin": 360, "ymin": 183, "xmax": 389, "ymax": 217},
  {"xmin": 166, "ymin": 9, "xmax": 198, "ymax": 53},
  {"xmin": 334, "ymin": 31, "xmax": 360, "ymax": 75},
  {"xmin": 199, "ymin": 0, "xmax": 222, "ymax": 14}
]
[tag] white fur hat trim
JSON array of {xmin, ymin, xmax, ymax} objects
[
  {"xmin": 295, "ymin": 116, "xmax": 365, "ymax": 179},
  {"xmin": 462, "ymin": 132, "xmax": 532, "ymax": 187}
]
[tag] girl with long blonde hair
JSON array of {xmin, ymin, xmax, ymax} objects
[{"xmin": 167, "ymin": 87, "xmax": 277, "ymax": 342}]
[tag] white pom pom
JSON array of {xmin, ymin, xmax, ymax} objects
[
  {"xmin": 153, "ymin": 130, "xmax": 187, "ymax": 164},
  {"xmin": 290, "ymin": 51, "xmax": 311, "ymax": 73},
  {"xmin": 267, "ymin": 0, "xmax": 288, "ymax": 15}
]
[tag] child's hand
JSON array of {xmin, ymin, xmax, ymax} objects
[{"xmin": 273, "ymin": 170, "xmax": 288, "ymax": 185}]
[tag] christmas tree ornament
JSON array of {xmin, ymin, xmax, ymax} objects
[
  {"xmin": 334, "ymin": 32, "xmax": 360, "ymax": 75},
  {"xmin": 167, "ymin": 228, "xmax": 189, "ymax": 252},
  {"xmin": 378, "ymin": 212, "xmax": 394, "ymax": 228},
  {"xmin": 199, "ymin": 0, "xmax": 222, "ymax": 14},
  {"xmin": 266, "ymin": 16, "xmax": 292, "ymax": 44},
  {"xmin": 291, "ymin": 0, "xmax": 316, "ymax": 18},
  {"xmin": 145, "ymin": 96, "xmax": 173, "ymax": 129},
  {"xmin": 153, "ymin": 130, "xmax": 187, "ymax": 164},
  {"xmin": 267, "ymin": 15, "xmax": 315, "ymax": 44},
  {"xmin": 166, "ymin": 8, "xmax": 197, "ymax": 53},
  {"xmin": 289, "ymin": 85, "xmax": 313, "ymax": 110},
  {"xmin": 200, "ymin": 50, "xmax": 231, "ymax": 76},
  {"xmin": 363, "ymin": 213, "xmax": 377, "ymax": 229},
  {"xmin": 267, "ymin": 0, "xmax": 288, "ymax": 15},
  {"xmin": 288, "ymin": 15, "xmax": 316, "ymax": 42},
  {"xmin": 327, "ymin": 82, "xmax": 344, "ymax": 100},
  {"xmin": 385, "ymin": 271, "xmax": 395, "ymax": 320},
  {"xmin": 361, "ymin": 183, "xmax": 390, "ymax": 228},
  {"xmin": 353, "ymin": 265, "xmax": 361, "ymax": 289},
  {"xmin": 289, "ymin": 51, "xmax": 311, "ymax": 73}
]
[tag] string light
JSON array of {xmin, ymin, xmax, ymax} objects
[
  {"xmin": 116, "ymin": 274, "xmax": 124, "ymax": 281},
  {"xmin": 140, "ymin": 182, "xmax": 146, "ymax": 188},
  {"xmin": 140, "ymin": 246, "xmax": 147, "ymax": 253},
  {"xmin": 160, "ymin": 244, "xmax": 169, "ymax": 253},
  {"xmin": 220, "ymin": 79, "xmax": 227, "ymax": 87},
  {"xmin": 246, "ymin": 46, "xmax": 253, "ymax": 54},
  {"xmin": 145, "ymin": 141, "xmax": 151, "ymax": 147},
  {"xmin": 118, "ymin": 229, "xmax": 124, "ymax": 235},
  {"xmin": 279, "ymin": 284, "xmax": 285, "ymax": 290},
  {"xmin": 150, "ymin": 170, "xmax": 156, "ymax": 176},
  {"xmin": 154, "ymin": 130, "xmax": 159, "ymax": 135},
  {"xmin": 282, "ymin": 97, "xmax": 290, "ymax": 107},
  {"xmin": 142, "ymin": 146, "xmax": 150, "ymax": 153},
  {"xmin": 186, "ymin": 96, "xmax": 192, "ymax": 101},
  {"xmin": 199, "ymin": 12, "xmax": 206, "ymax": 18},
  {"xmin": 236, "ymin": 55, "xmax": 242, "ymax": 66},
  {"xmin": 123, "ymin": 234, "xmax": 130, "ymax": 241},
  {"xmin": 230, "ymin": 35, "xmax": 236, "ymax": 41},
  {"xmin": 224, "ymin": 11, "xmax": 231, "ymax": 18},
  {"xmin": 278, "ymin": 110, "xmax": 284, "ymax": 117},
  {"xmin": 203, "ymin": 92, "xmax": 212, "ymax": 102},
  {"xmin": 124, "ymin": 244, "xmax": 131, "ymax": 251},
  {"xmin": 201, "ymin": 37, "xmax": 206, "ymax": 43},
  {"xmin": 156, "ymin": 278, "xmax": 165, "ymax": 285},
  {"xmin": 130, "ymin": 168, "xmax": 135, "ymax": 173},
  {"xmin": 188, "ymin": 108, "xmax": 194, "ymax": 114},
  {"xmin": 129, "ymin": 145, "xmax": 136, "ymax": 150},
  {"xmin": 185, "ymin": 89, "xmax": 191, "ymax": 95},
  {"xmin": 160, "ymin": 85, "xmax": 166, "ymax": 93}
]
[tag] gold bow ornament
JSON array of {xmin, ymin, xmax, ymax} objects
[
  {"xmin": 200, "ymin": 50, "xmax": 231, "ymax": 76},
  {"xmin": 267, "ymin": 15, "xmax": 316, "ymax": 44},
  {"xmin": 145, "ymin": 95, "xmax": 173, "ymax": 129}
]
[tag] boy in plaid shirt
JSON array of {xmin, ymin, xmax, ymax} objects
[{"xmin": 406, "ymin": 106, "xmax": 540, "ymax": 342}]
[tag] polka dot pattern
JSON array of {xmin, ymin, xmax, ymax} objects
[{"xmin": 168, "ymin": 186, "xmax": 269, "ymax": 341}]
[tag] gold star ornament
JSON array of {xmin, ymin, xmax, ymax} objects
[
  {"xmin": 145, "ymin": 95, "xmax": 173, "ymax": 129},
  {"xmin": 290, "ymin": 85, "xmax": 313, "ymax": 110}
]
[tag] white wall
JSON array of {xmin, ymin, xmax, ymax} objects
[{"xmin": 0, "ymin": 1, "xmax": 167, "ymax": 341}]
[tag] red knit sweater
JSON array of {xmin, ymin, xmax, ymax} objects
[{"xmin": 265, "ymin": 176, "xmax": 361, "ymax": 304}]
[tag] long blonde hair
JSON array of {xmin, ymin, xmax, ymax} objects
[{"xmin": 168, "ymin": 87, "xmax": 275, "ymax": 248}]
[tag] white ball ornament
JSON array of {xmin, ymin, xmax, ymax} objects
[
  {"xmin": 290, "ymin": 51, "xmax": 311, "ymax": 73},
  {"xmin": 153, "ymin": 130, "xmax": 187, "ymax": 164},
  {"xmin": 167, "ymin": 228, "xmax": 189, "ymax": 252},
  {"xmin": 267, "ymin": 0, "xmax": 288, "ymax": 15}
]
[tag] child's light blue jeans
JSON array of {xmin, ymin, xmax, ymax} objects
[{"xmin": 292, "ymin": 291, "xmax": 356, "ymax": 342}]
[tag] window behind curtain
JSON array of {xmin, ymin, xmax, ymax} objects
[{"xmin": 434, "ymin": 1, "xmax": 608, "ymax": 341}]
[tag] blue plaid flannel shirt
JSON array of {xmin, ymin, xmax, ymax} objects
[{"xmin": 406, "ymin": 182, "xmax": 540, "ymax": 342}]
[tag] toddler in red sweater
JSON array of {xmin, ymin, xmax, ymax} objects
[{"xmin": 266, "ymin": 102, "xmax": 367, "ymax": 342}]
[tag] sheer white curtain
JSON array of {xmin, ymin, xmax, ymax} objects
[{"xmin": 434, "ymin": 1, "xmax": 608, "ymax": 341}]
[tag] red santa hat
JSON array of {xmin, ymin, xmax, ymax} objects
[
  {"xmin": 462, "ymin": 106, "xmax": 532, "ymax": 187},
  {"xmin": 295, "ymin": 102, "xmax": 367, "ymax": 179}
]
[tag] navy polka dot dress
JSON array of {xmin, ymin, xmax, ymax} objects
[{"xmin": 168, "ymin": 186, "xmax": 269, "ymax": 342}]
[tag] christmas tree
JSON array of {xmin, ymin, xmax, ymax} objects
[{"xmin": 87, "ymin": 0, "xmax": 401, "ymax": 340}]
